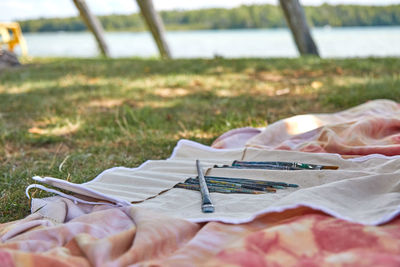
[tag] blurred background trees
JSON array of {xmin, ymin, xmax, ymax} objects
[{"xmin": 18, "ymin": 4, "xmax": 400, "ymax": 33}]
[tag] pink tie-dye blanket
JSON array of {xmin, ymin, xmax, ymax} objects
[
  {"xmin": 212, "ymin": 99, "xmax": 400, "ymax": 156},
  {"xmin": 1, "ymin": 99, "xmax": 400, "ymax": 266}
]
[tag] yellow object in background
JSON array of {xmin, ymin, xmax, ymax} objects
[{"xmin": 0, "ymin": 22, "xmax": 28, "ymax": 56}]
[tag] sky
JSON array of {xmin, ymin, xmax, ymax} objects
[{"xmin": 1, "ymin": 0, "xmax": 400, "ymax": 21}]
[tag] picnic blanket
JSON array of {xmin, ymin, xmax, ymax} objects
[
  {"xmin": 212, "ymin": 99, "xmax": 400, "ymax": 156},
  {"xmin": 1, "ymin": 99, "xmax": 400, "ymax": 266}
]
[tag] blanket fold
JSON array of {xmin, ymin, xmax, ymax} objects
[{"xmin": 212, "ymin": 99, "xmax": 400, "ymax": 156}]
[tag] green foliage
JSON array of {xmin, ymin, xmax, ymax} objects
[
  {"xmin": 306, "ymin": 4, "xmax": 400, "ymax": 27},
  {"xmin": 18, "ymin": 4, "xmax": 400, "ymax": 33}
]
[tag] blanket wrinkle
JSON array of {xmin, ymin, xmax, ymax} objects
[
  {"xmin": 1, "ymin": 206, "xmax": 202, "ymax": 266},
  {"xmin": 125, "ymin": 207, "xmax": 322, "ymax": 267},
  {"xmin": 206, "ymin": 214, "xmax": 400, "ymax": 267},
  {"xmin": 111, "ymin": 208, "xmax": 200, "ymax": 266},
  {"xmin": 0, "ymin": 214, "xmax": 53, "ymax": 243},
  {"xmin": 212, "ymin": 99, "xmax": 400, "ymax": 156}
]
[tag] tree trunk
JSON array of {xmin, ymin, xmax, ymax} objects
[
  {"xmin": 136, "ymin": 0, "xmax": 171, "ymax": 59},
  {"xmin": 73, "ymin": 0, "xmax": 110, "ymax": 57},
  {"xmin": 279, "ymin": 0, "xmax": 319, "ymax": 56}
]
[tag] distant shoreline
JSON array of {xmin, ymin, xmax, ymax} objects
[
  {"xmin": 21, "ymin": 25, "xmax": 400, "ymax": 35},
  {"xmin": 18, "ymin": 4, "xmax": 400, "ymax": 33}
]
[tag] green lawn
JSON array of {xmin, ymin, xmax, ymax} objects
[{"xmin": 1, "ymin": 57, "xmax": 399, "ymax": 222}]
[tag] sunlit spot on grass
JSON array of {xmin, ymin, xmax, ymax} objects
[
  {"xmin": 135, "ymin": 100, "xmax": 177, "ymax": 108},
  {"xmin": 0, "ymin": 81, "xmax": 57, "ymax": 94},
  {"xmin": 255, "ymin": 71, "xmax": 285, "ymax": 82},
  {"xmin": 88, "ymin": 99, "xmax": 124, "ymax": 108},
  {"xmin": 311, "ymin": 81, "xmax": 324, "ymax": 89},
  {"xmin": 28, "ymin": 119, "xmax": 81, "ymax": 136},
  {"xmin": 116, "ymin": 100, "xmax": 177, "ymax": 110},
  {"xmin": 0, "ymin": 85, "xmax": 29, "ymax": 94},
  {"xmin": 189, "ymin": 79, "xmax": 204, "ymax": 87},
  {"xmin": 331, "ymin": 76, "xmax": 367, "ymax": 87},
  {"xmin": 208, "ymin": 65, "xmax": 228, "ymax": 74},
  {"xmin": 58, "ymin": 74, "xmax": 108, "ymax": 87},
  {"xmin": 250, "ymin": 84, "xmax": 276, "ymax": 96},
  {"xmin": 153, "ymin": 87, "xmax": 190, "ymax": 98},
  {"xmin": 215, "ymin": 89, "xmax": 237, "ymax": 97},
  {"xmin": 174, "ymin": 130, "xmax": 216, "ymax": 140},
  {"xmin": 275, "ymin": 88, "xmax": 290, "ymax": 96}
]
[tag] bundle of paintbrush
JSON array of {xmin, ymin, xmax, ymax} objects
[
  {"xmin": 214, "ymin": 160, "xmax": 339, "ymax": 171},
  {"xmin": 174, "ymin": 176, "xmax": 299, "ymax": 194}
]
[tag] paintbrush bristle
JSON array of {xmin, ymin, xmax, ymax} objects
[
  {"xmin": 202, "ymin": 204, "xmax": 215, "ymax": 213},
  {"xmin": 321, "ymin": 165, "xmax": 339, "ymax": 170}
]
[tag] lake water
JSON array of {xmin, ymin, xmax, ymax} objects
[{"xmin": 19, "ymin": 26, "xmax": 400, "ymax": 58}]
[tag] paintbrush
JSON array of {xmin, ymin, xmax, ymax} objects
[
  {"xmin": 174, "ymin": 183, "xmax": 268, "ymax": 194},
  {"xmin": 185, "ymin": 177, "xmax": 277, "ymax": 192},
  {"xmin": 196, "ymin": 160, "xmax": 214, "ymax": 213},
  {"xmin": 214, "ymin": 161, "xmax": 338, "ymax": 170}
]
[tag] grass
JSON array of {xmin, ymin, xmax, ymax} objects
[{"xmin": 0, "ymin": 56, "xmax": 399, "ymax": 222}]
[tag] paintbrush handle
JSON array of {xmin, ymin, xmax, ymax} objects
[
  {"xmin": 232, "ymin": 160, "xmax": 338, "ymax": 170},
  {"xmin": 196, "ymin": 160, "xmax": 214, "ymax": 213}
]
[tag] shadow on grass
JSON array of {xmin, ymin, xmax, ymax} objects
[
  {"xmin": 2, "ymin": 57, "xmax": 399, "ymax": 85},
  {"xmin": 2, "ymin": 69, "xmax": 399, "ymax": 148}
]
